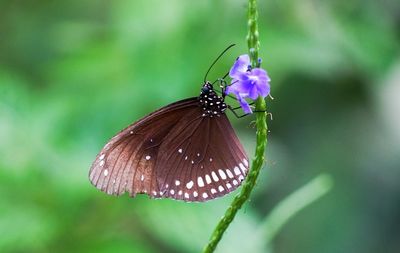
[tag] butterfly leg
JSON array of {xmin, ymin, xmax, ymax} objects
[
  {"xmin": 228, "ymin": 105, "xmax": 272, "ymax": 120},
  {"xmin": 228, "ymin": 105, "xmax": 252, "ymax": 118},
  {"xmin": 229, "ymin": 102, "xmax": 255, "ymax": 111},
  {"xmin": 229, "ymin": 110, "xmax": 248, "ymax": 118},
  {"xmin": 215, "ymin": 77, "xmax": 228, "ymax": 97},
  {"xmin": 214, "ymin": 76, "xmax": 239, "ymax": 97},
  {"xmin": 214, "ymin": 79, "xmax": 241, "ymax": 101},
  {"xmin": 215, "ymin": 89, "xmax": 237, "ymax": 100}
]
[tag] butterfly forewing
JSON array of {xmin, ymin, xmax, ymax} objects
[{"xmin": 89, "ymin": 98, "xmax": 199, "ymax": 197}]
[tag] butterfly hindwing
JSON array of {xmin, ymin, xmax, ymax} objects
[{"xmin": 156, "ymin": 110, "xmax": 249, "ymax": 202}]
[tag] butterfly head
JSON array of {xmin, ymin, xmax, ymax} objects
[
  {"xmin": 200, "ymin": 82, "xmax": 213, "ymax": 94},
  {"xmin": 199, "ymin": 82, "xmax": 227, "ymax": 117}
]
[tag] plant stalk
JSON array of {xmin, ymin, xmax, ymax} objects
[{"xmin": 202, "ymin": 0, "xmax": 267, "ymax": 252}]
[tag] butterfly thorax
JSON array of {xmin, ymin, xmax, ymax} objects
[{"xmin": 198, "ymin": 82, "xmax": 227, "ymax": 117}]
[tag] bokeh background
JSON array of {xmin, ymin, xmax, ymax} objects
[{"xmin": 1, "ymin": 0, "xmax": 399, "ymax": 252}]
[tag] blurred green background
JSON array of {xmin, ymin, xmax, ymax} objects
[{"xmin": 1, "ymin": 0, "xmax": 399, "ymax": 252}]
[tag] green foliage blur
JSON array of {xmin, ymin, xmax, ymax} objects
[{"xmin": 1, "ymin": 0, "xmax": 399, "ymax": 252}]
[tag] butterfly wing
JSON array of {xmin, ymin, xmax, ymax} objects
[
  {"xmin": 155, "ymin": 109, "xmax": 249, "ymax": 202},
  {"xmin": 89, "ymin": 98, "xmax": 199, "ymax": 197}
]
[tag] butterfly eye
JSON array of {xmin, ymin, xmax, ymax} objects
[{"xmin": 201, "ymin": 86, "xmax": 209, "ymax": 93}]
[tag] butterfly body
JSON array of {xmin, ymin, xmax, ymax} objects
[
  {"xmin": 198, "ymin": 82, "xmax": 227, "ymax": 117},
  {"xmin": 89, "ymin": 82, "xmax": 249, "ymax": 202}
]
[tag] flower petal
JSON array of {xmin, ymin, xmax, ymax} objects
[
  {"xmin": 252, "ymin": 68, "xmax": 271, "ymax": 82},
  {"xmin": 229, "ymin": 54, "xmax": 250, "ymax": 79},
  {"xmin": 258, "ymin": 81, "xmax": 270, "ymax": 97},
  {"xmin": 238, "ymin": 97, "xmax": 252, "ymax": 114},
  {"xmin": 248, "ymin": 84, "xmax": 259, "ymax": 100},
  {"xmin": 225, "ymin": 82, "xmax": 252, "ymax": 114}
]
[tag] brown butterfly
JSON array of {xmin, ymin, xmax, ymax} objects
[{"xmin": 89, "ymin": 46, "xmax": 249, "ymax": 202}]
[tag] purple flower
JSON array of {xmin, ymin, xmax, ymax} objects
[{"xmin": 225, "ymin": 54, "xmax": 271, "ymax": 113}]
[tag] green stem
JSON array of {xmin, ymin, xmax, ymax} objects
[{"xmin": 202, "ymin": 0, "xmax": 267, "ymax": 252}]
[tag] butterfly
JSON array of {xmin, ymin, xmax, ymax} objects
[{"xmin": 89, "ymin": 46, "xmax": 249, "ymax": 202}]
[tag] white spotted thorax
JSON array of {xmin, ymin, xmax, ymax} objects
[{"xmin": 198, "ymin": 82, "xmax": 227, "ymax": 117}]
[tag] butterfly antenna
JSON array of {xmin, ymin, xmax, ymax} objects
[
  {"xmin": 204, "ymin": 44, "xmax": 236, "ymax": 83},
  {"xmin": 221, "ymin": 71, "xmax": 229, "ymax": 80},
  {"xmin": 211, "ymin": 72, "xmax": 229, "ymax": 85}
]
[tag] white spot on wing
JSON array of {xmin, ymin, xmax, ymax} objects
[
  {"xmin": 184, "ymin": 192, "xmax": 189, "ymax": 198},
  {"xmin": 226, "ymin": 183, "xmax": 232, "ymax": 189},
  {"xmin": 209, "ymin": 158, "xmax": 213, "ymax": 162},
  {"xmin": 185, "ymin": 156, "xmax": 188, "ymax": 160},
  {"xmin": 99, "ymin": 154, "xmax": 105, "ymax": 160},
  {"xmin": 233, "ymin": 179, "xmax": 238, "ymax": 185},
  {"xmin": 178, "ymin": 190, "xmax": 182, "ymax": 195},
  {"xmin": 103, "ymin": 169, "xmax": 108, "ymax": 176},
  {"xmin": 99, "ymin": 160, "xmax": 105, "ymax": 167},
  {"xmin": 202, "ymin": 192, "xmax": 208, "ymax": 199},
  {"xmin": 205, "ymin": 174, "xmax": 211, "ymax": 184},
  {"xmin": 175, "ymin": 180, "xmax": 180, "ymax": 186},
  {"xmin": 211, "ymin": 171, "xmax": 219, "ymax": 182},
  {"xmin": 243, "ymin": 159, "xmax": 249, "ymax": 167},
  {"xmin": 238, "ymin": 175, "xmax": 244, "ymax": 181},
  {"xmin": 145, "ymin": 155, "xmax": 151, "ymax": 160},
  {"xmin": 193, "ymin": 191, "xmax": 198, "ymax": 197},
  {"xmin": 226, "ymin": 169, "xmax": 234, "ymax": 178},
  {"xmin": 211, "ymin": 188, "xmax": 217, "ymax": 194},
  {"xmin": 234, "ymin": 166, "xmax": 241, "ymax": 176},
  {"xmin": 239, "ymin": 163, "xmax": 246, "ymax": 173},
  {"xmin": 170, "ymin": 189, "xmax": 175, "ymax": 194},
  {"xmin": 218, "ymin": 185, "xmax": 224, "ymax": 192},
  {"xmin": 218, "ymin": 169, "xmax": 227, "ymax": 180},
  {"xmin": 178, "ymin": 148, "xmax": 183, "ymax": 153},
  {"xmin": 141, "ymin": 174, "xmax": 144, "ymax": 181},
  {"xmin": 186, "ymin": 181, "xmax": 194, "ymax": 189},
  {"xmin": 197, "ymin": 177, "xmax": 205, "ymax": 187}
]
